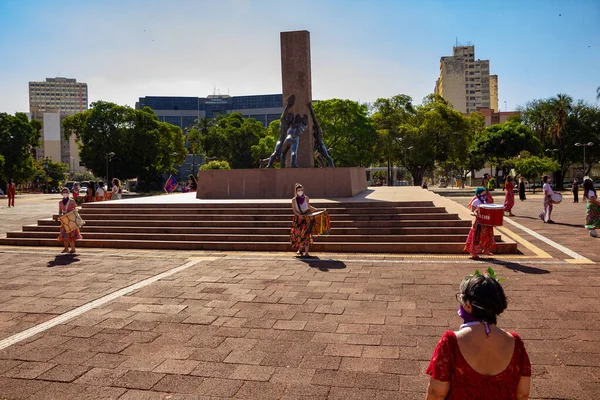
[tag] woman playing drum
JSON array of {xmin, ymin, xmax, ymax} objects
[
  {"xmin": 57, "ymin": 187, "xmax": 82, "ymax": 254},
  {"xmin": 465, "ymin": 187, "xmax": 496, "ymax": 259},
  {"xmin": 290, "ymin": 183, "xmax": 320, "ymax": 257}
]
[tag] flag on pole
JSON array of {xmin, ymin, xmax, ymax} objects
[{"xmin": 164, "ymin": 175, "xmax": 178, "ymax": 193}]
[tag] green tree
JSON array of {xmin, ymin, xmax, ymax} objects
[
  {"xmin": 0, "ymin": 112, "xmax": 42, "ymax": 184},
  {"xmin": 312, "ymin": 99, "xmax": 377, "ymax": 168},
  {"xmin": 200, "ymin": 160, "xmax": 231, "ymax": 170},
  {"xmin": 200, "ymin": 113, "xmax": 264, "ymax": 169},
  {"xmin": 372, "ymin": 95, "xmax": 415, "ymax": 185},
  {"xmin": 44, "ymin": 160, "xmax": 69, "ymax": 189},
  {"xmin": 514, "ymin": 155, "xmax": 560, "ymax": 194},
  {"xmin": 63, "ymin": 101, "xmax": 186, "ymax": 187},
  {"xmin": 474, "ymin": 120, "xmax": 542, "ymax": 186},
  {"xmin": 520, "ymin": 95, "xmax": 600, "ymax": 186}
]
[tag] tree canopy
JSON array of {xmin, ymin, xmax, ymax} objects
[
  {"xmin": 0, "ymin": 112, "xmax": 42, "ymax": 184},
  {"xmin": 312, "ymin": 99, "xmax": 377, "ymax": 168},
  {"xmin": 199, "ymin": 113, "xmax": 264, "ymax": 169},
  {"xmin": 63, "ymin": 101, "xmax": 186, "ymax": 185},
  {"xmin": 519, "ymin": 95, "xmax": 600, "ymax": 187}
]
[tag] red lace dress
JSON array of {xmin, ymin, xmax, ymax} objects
[{"xmin": 426, "ymin": 330, "xmax": 531, "ymax": 400}]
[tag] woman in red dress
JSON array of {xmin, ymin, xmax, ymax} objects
[
  {"xmin": 503, "ymin": 176, "xmax": 515, "ymax": 216},
  {"xmin": 425, "ymin": 270, "xmax": 531, "ymax": 400},
  {"xmin": 465, "ymin": 187, "xmax": 496, "ymax": 259}
]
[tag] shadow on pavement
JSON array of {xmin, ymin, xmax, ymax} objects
[
  {"xmin": 297, "ymin": 257, "xmax": 347, "ymax": 272},
  {"xmin": 486, "ymin": 259, "xmax": 550, "ymax": 275},
  {"xmin": 47, "ymin": 254, "xmax": 81, "ymax": 268},
  {"xmin": 513, "ymin": 215, "xmax": 586, "ymax": 229}
]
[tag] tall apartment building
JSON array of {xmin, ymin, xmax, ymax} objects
[
  {"xmin": 434, "ymin": 45, "xmax": 499, "ymax": 114},
  {"xmin": 29, "ymin": 77, "xmax": 88, "ymax": 113},
  {"xmin": 28, "ymin": 77, "xmax": 88, "ymax": 172}
]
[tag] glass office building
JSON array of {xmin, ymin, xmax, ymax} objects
[{"xmin": 136, "ymin": 94, "xmax": 283, "ymax": 129}]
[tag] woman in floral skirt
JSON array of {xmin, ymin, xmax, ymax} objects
[
  {"xmin": 57, "ymin": 188, "xmax": 82, "ymax": 253},
  {"xmin": 290, "ymin": 183, "xmax": 319, "ymax": 257},
  {"xmin": 465, "ymin": 187, "xmax": 496, "ymax": 259}
]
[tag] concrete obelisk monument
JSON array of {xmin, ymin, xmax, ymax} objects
[
  {"xmin": 196, "ymin": 30, "xmax": 367, "ymax": 199},
  {"xmin": 280, "ymin": 30, "xmax": 314, "ymax": 168}
]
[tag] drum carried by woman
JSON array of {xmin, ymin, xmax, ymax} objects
[{"xmin": 306, "ymin": 209, "xmax": 331, "ymax": 236}]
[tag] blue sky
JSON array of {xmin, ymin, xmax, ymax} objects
[{"xmin": 0, "ymin": 0, "xmax": 598, "ymax": 114}]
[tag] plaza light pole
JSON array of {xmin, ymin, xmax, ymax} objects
[{"xmin": 575, "ymin": 142, "xmax": 594, "ymax": 176}]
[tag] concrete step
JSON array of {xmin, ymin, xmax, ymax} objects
[
  {"xmin": 81, "ymin": 201, "xmax": 437, "ymax": 209},
  {"xmin": 7, "ymin": 231, "xmax": 497, "ymax": 243},
  {"xmin": 78, "ymin": 206, "xmax": 448, "ymax": 216},
  {"xmin": 65, "ymin": 213, "xmax": 460, "ymax": 222},
  {"xmin": 0, "ymin": 237, "xmax": 518, "ymax": 254},
  {"xmin": 37, "ymin": 218, "xmax": 472, "ymax": 228},
  {"xmin": 23, "ymin": 225, "xmax": 472, "ymax": 236}
]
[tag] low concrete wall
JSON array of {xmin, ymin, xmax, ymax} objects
[{"xmin": 196, "ymin": 168, "xmax": 367, "ymax": 199}]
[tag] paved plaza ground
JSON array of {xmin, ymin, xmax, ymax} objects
[{"xmin": 0, "ymin": 190, "xmax": 599, "ymax": 399}]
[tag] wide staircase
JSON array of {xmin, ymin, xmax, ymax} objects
[{"xmin": 0, "ymin": 200, "xmax": 518, "ymax": 254}]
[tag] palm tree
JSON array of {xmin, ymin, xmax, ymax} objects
[{"xmin": 550, "ymin": 94, "xmax": 573, "ymax": 141}]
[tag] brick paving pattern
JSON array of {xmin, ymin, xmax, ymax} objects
[{"xmin": 0, "ymin": 251, "xmax": 597, "ymax": 399}]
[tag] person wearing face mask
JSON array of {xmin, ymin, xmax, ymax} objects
[
  {"xmin": 290, "ymin": 183, "xmax": 319, "ymax": 257},
  {"xmin": 57, "ymin": 188, "xmax": 82, "ymax": 253},
  {"xmin": 425, "ymin": 270, "xmax": 531, "ymax": 400},
  {"xmin": 464, "ymin": 187, "xmax": 496, "ymax": 259}
]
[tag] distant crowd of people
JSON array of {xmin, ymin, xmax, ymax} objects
[{"xmin": 72, "ymin": 178, "xmax": 123, "ymax": 205}]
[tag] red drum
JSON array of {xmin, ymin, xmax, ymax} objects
[{"xmin": 478, "ymin": 204, "xmax": 504, "ymax": 227}]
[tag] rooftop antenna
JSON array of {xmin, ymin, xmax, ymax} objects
[
  {"xmin": 455, "ymin": 37, "xmax": 458, "ymax": 47},
  {"xmin": 213, "ymin": 85, "xmax": 216, "ymax": 96}
]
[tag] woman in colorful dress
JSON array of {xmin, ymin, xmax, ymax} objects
[
  {"xmin": 465, "ymin": 187, "xmax": 496, "ymax": 259},
  {"xmin": 482, "ymin": 173, "xmax": 494, "ymax": 203},
  {"xmin": 290, "ymin": 183, "xmax": 319, "ymax": 257},
  {"xmin": 57, "ymin": 187, "xmax": 82, "ymax": 253},
  {"xmin": 503, "ymin": 176, "xmax": 515, "ymax": 216},
  {"xmin": 583, "ymin": 178, "xmax": 600, "ymax": 238},
  {"xmin": 425, "ymin": 269, "xmax": 531, "ymax": 400}
]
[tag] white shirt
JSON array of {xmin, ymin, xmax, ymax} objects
[
  {"xmin": 96, "ymin": 187, "xmax": 105, "ymax": 197},
  {"xmin": 543, "ymin": 183, "xmax": 554, "ymax": 196}
]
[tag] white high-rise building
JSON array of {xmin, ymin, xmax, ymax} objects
[
  {"xmin": 28, "ymin": 77, "xmax": 88, "ymax": 172},
  {"xmin": 434, "ymin": 45, "xmax": 499, "ymax": 113}
]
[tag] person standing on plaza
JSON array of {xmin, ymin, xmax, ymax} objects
[
  {"xmin": 111, "ymin": 178, "xmax": 122, "ymax": 200},
  {"xmin": 482, "ymin": 173, "xmax": 494, "ymax": 203},
  {"xmin": 518, "ymin": 177, "xmax": 526, "ymax": 201},
  {"xmin": 572, "ymin": 179, "xmax": 579, "ymax": 203},
  {"xmin": 290, "ymin": 183, "xmax": 319, "ymax": 257},
  {"xmin": 187, "ymin": 175, "xmax": 198, "ymax": 192},
  {"xmin": 465, "ymin": 187, "xmax": 496, "ymax": 259},
  {"xmin": 425, "ymin": 269, "xmax": 531, "ymax": 400},
  {"xmin": 583, "ymin": 178, "xmax": 599, "ymax": 238},
  {"xmin": 539, "ymin": 175, "xmax": 555, "ymax": 224},
  {"xmin": 57, "ymin": 188, "xmax": 82, "ymax": 254},
  {"xmin": 503, "ymin": 176, "xmax": 515, "ymax": 217},
  {"xmin": 7, "ymin": 179, "xmax": 15, "ymax": 207},
  {"xmin": 95, "ymin": 181, "xmax": 105, "ymax": 201}
]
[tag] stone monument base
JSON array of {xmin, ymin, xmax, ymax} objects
[{"xmin": 196, "ymin": 167, "xmax": 367, "ymax": 199}]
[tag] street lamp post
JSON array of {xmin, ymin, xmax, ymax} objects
[
  {"xmin": 575, "ymin": 142, "xmax": 594, "ymax": 177},
  {"xmin": 105, "ymin": 152, "xmax": 115, "ymax": 185}
]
